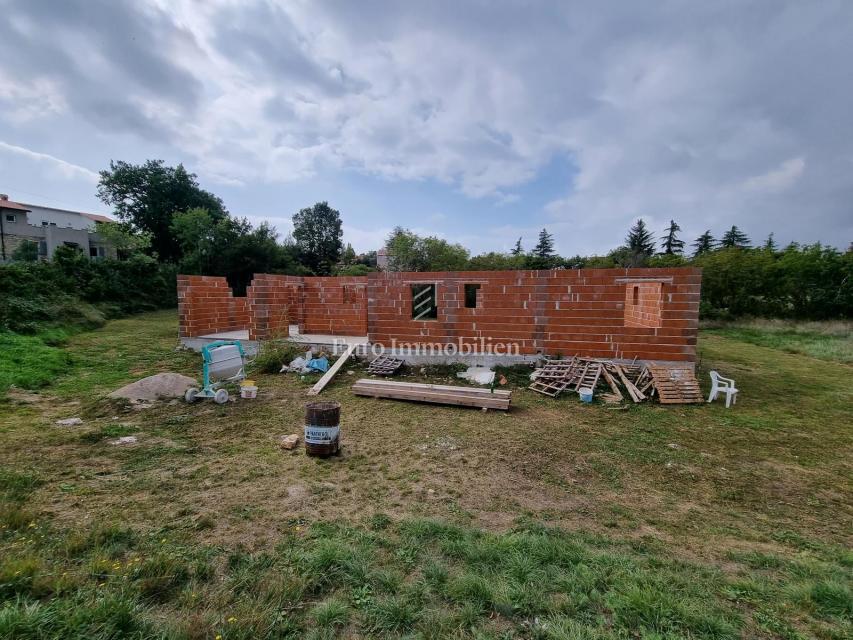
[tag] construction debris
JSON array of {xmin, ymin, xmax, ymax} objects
[
  {"xmin": 456, "ymin": 366, "xmax": 495, "ymax": 385},
  {"xmin": 279, "ymin": 434, "xmax": 300, "ymax": 450},
  {"xmin": 307, "ymin": 344, "xmax": 357, "ymax": 396},
  {"xmin": 366, "ymin": 355, "xmax": 404, "ymax": 376},
  {"xmin": 353, "ymin": 379, "xmax": 511, "ymax": 410},
  {"xmin": 110, "ymin": 373, "xmax": 198, "ymax": 401},
  {"xmin": 529, "ymin": 357, "xmax": 703, "ymax": 405}
]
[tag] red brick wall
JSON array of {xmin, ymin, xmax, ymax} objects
[
  {"xmin": 246, "ymin": 274, "xmax": 302, "ymax": 340},
  {"xmin": 181, "ymin": 268, "xmax": 701, "ymax": 361},
  {"xmin": 624, "ymin": 281, "xmax": 663, "ymax": 328},
  {"xmin": 302, "ymin": 276, "xmax": 368, "ymax": 336},
  {"xmin": 177, "ymin": 275, "xmax": 249, "ymax": 338},
  {"xmin": 367, "ymin": 268, "xmax": 701, "ymax": 361}
]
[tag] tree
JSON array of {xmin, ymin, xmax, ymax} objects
[
  {"xmin": 97, "ymin": 160, "xmax": 226, "ymax": 262},
  {"xmin": 692, "ymin": 231, "xmax": 716, "ymax": 257},
  {"xmin": 292, "ymin": 201, "xmax": 343, "ymax": 275},
  {"xmin": 763, "ymin": 233, "xmax": 778, "ymax": 252},
  {"xmin": 661, "ymin": 220, "xmax": 685, "ymax": 255},
  {"xmin": 721, "ymin": 225, "xmax": 751, "ymax": 249},
  {"xmin": 384, "ymin": 227, "xmax": 469, "ymax": 272},
  {"xmin": 96, "ymin": 221, "xmax": 151, "ymax": 259},
  {"xmin": 625, "ymin": 219, "xmax": 655, "ymax": 257},
  {"xmin": 468, "ymin": 252, "xmax": 525, "ymax": 271},
  {"xmin": 533, "ymin": 229, "xmax": 555, "ymax": 258},
  {"xmin": 511, "ymin": 237, "xmax": 524, "ymax": 256},
  {"xmin": 11, "ymin": 240, "xmax": 39, "ymax": 262},
  {"xmin": 341, "ymin": 243, "xmax": 357, "ymax": 265}
]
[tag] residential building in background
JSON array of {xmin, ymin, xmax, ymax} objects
[{"xmin": 0, "ymin": 194, "xmax": 114, "ymax": 261}]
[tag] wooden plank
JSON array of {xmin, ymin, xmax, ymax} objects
[
  {"xmin": 307, "ymin": 344, "xmax": 357, "ymax": 396},
  {"xmin": 614, "ymin": 365, "xmax": 645, "ymax": 402},
  {"xmin": 352, "ymin": 380, "xmax": 511, "ymax": 410},
  {"xmin": 356, "ymin": 378, "xmax": 510, "ymax": 398},
  {"xmin": 600, "ymin": 366, "xmax": 623, "ymax": 400}
]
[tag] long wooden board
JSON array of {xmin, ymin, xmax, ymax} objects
[
  {"xmin": 352, "ymin": 379, "xmax": 511, "ymax": 410},
  {"xmin": 307, "ymin": 344, "xmax": 357, "ymax": 395}
]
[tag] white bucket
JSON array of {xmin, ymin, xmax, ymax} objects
[
  {"xmin": 579, "ymin": 388, "xmax": 594, "ymax": 403},
  {"xmin": 240, "ymin": 385, "xmax": 258, "ymax": 399}
]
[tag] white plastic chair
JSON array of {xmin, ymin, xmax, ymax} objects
[{"xmin": 708, "ymin": 371, "xmax": 738, "ymax": 407}]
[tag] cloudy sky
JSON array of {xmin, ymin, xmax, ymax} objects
[{"xmin": 1, "ymin": 0, "xmax": 851, "ymax": 255}]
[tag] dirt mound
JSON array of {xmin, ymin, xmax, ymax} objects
[{"xmin": 109, "ymin": 373, "xmax": 198, "ymax": 401}]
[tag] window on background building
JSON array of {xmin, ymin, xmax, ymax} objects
[
  {"xmin": 4, "ymin": 213, "xmax": 15, "ymax": 223},
  {"xmin": 38, "ymin": 240, "xmax": 47, "ymax": 258},
  {"xmin": 411, "ymin": 283, "xmax": 438, "ymax": 320},
  {"xmin": 464, "ymin": 283, "xmax": 481, "ymax": 308}
]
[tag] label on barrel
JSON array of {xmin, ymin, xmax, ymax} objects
[{"xmin": 304, "ymin": 425, "xmax": 340, "ymax": 444}]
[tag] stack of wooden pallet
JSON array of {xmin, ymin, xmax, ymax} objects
[
  {"xmin": 529, "ymin": 357, "xmax": 702, "ymax": 405},
  {"xmin": 352, "ymin": 379, "xmax": 511, "ymax": 410},
  {"xmin": 366, "ymin": 355, "xmax": 404, "ymax": 376}
]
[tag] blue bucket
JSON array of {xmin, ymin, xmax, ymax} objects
[{"xmin": 579, "ymin": 388, "xmax": 594, "ymax": 403}]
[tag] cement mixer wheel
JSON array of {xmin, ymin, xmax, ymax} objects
[{"xmin": 214, "ymin": 389, "xmax": 229, "ymax": 404}]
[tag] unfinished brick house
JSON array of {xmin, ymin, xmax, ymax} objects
[{"xmin": 178, "ymin": 267, "xmax": 701, "ymax": 363}]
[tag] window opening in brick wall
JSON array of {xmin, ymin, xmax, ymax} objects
[
  {"xmin": 632, "ymin": 285, "xmax": 639, "ymax": 306},
  {"xmin": 464, "ymin": 283, "xmax": 481, "ymax": 308},
  {"xmin": 411, "ymin": 284, "xmax": 437, "ymax": 320}
]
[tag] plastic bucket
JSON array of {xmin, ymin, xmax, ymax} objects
[
  {"xmin": 240, "ymin": 385, "xmax": 258, "ymax": 399},
  {"xmin": 579, "ymin": 388, "xmax": 594, "ymax": 403}
]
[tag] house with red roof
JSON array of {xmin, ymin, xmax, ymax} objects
[{"xmin": 0, "ymin": 194, "xmax": 115, "ymax": 261}]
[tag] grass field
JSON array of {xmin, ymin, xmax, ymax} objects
[{"xmin": 1, "ymin": 310, "xmax": 851, "ymax": 639}]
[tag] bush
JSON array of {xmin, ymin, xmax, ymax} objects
[{"xmin": 0, "ymin": 252, "xmax": 177, "ymax": 334}]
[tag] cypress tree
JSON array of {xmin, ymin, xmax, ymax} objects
[
  {"xmin": 763, "ymin": 233, "xmax": 777, "ymax": 252},
  {"xmin": 625, "ymin": 219, "xmax": 655, "ymax": 256},
  {"xmin": 721, "ymin": 225, "xmax": 751, "ymax": 248},
  {"xmin": 512, "ymin": 237, "xmax": 524, "ymax": 256},
  {"xmin": 661, "ymin": 220, "xmax": 685, "ymax": 255},
  {"xmin": 692, "ymin": 231, "xmax": 716, "ymax": 256},
  {"xmin": 533, "ymin": 229, "xmax": 555, "ymax": 258}
]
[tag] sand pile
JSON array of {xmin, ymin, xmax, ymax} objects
[{"xmin": 109, "ymin": 373, "xmax": 198, "ymax": 401}]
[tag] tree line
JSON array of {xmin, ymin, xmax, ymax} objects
[
  {"xmin": 6, "ymin": 158, "xmax": 851, "ymax": 320},
  {"xmin": 383, "ymin": 221, "xmax": 852, "ymax": 320}
]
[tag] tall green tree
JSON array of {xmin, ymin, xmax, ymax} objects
[
  {"xmin": 384, "ymin": 227, "xmax": 469, "ymax": 272},
  {"xmin": 661, "ymin": 220, "xmax": 684, "ymax": 255},
  {"xmin": 533, "ymin": 229, "xmax": 555, "ymax": 258},
  {"xmin": 721, "ymin": 225, "xmax": 751, "ymax": 249},
  {"xmin": 97, "ymin": 160, "xmax": 226, "ymax": 262},
  {"xmin": 292, "ymin": 201, "xmax": 344, "ymax": 275},
  {"xmin": 511, "ymin": 237, "xmax": 524, "ymax": 256},
  {"xmin": 692, "ymin": 231, "xmax": 716, "ymax": 257},
  {"xmin": 763, "ymin": 233, "xmax": 778, "ymax": 252},
  {"xmin": 341, "ymin": 243, "xmax": 357, "ymax": 265},
  {"xmin": 625, "ymin": 219, "xmax": 655, "ymax": 257}
]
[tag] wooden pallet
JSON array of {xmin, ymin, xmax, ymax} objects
[
  {"xmin": 352, "ymin": 379, "xmax": 511, "ymax": 410},
  {"xmin": 647, "ymin": 366, "xmax": 703, "ymax": 404},
  {"xmin": 367, "ymin": 355, "xmax": 404, "ymax": 376},
  {"xmin": 574, "ymin": 361, "xmax": 603, "ymax": 392},
  {"xmin": 529, "ymin": 358, "xmax": 579, "ymax": 397}
]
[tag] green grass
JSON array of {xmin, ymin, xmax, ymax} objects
[
  {"xmin": 0, "ymin": 311, "xmax": 851, "ymax": 639},
  {"xmin": 704, "ymin": 319, "xmax": 852, "ymax": 363},
  {"xmin": 0, "ymin": 333, "xmax": 69, "ymax": 394}
]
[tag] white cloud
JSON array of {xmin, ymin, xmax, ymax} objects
[
  {"xmin": 742, "ymin": 157, "xmax": 806, "ymax": 193},
  {"xmin": 0, "ymin": 1, "xmax": 851, "ymax": 252},
  {"xmin": 0, "ymin": 141, "xmax": 98, "ymax": 183}
]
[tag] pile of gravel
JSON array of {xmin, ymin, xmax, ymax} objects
[{"xmin": 108, "ymin": 373, "xmax": 198, "ymax": 401}]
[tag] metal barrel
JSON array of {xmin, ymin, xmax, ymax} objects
[{"xmin": 304, "ymin": 401, "xmax": 341, "ymax": 457}]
